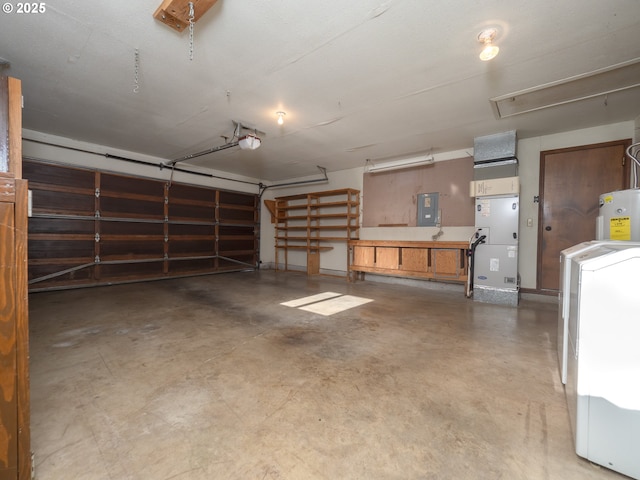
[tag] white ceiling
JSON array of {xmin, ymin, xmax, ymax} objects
[{"xmin": 1, "ymin": 0, "xmax": 639, "ymax": 181}]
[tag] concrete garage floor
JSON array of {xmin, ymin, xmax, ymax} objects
[{"xmin": 28, "ymin": 271, "xmax": 622, "ymax": 480}]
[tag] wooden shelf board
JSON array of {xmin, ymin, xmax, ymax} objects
[
  {"xmin": 275, "ymin": 188, "xmax": 360, "ymax": 202},
  {"xmin": 275, "ymin": 245, "xmax": 333, "ymax": 251},
  {"xmin": 350, "ymin": 265, "xmax": 467, "ymax": 283}
]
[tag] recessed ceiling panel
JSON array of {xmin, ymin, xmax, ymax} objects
[{"xmin": 490, "ymin": 58, "xmax": 640, "ymax": 118}]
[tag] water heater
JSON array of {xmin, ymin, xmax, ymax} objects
[{"xmin": 596, "ymin": 189, "xmax": 640, "ymax": 241}]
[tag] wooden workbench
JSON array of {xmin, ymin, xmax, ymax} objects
[{"xmin": 349, "ymin": 240, "xmax": 469, "ymax": 283}]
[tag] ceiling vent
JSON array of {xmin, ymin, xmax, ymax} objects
[
  {"xmin": 490, "ymin": 58, "xmax": 640, "ymax": 119},
  {"xmin": 473, "ymin": 130, "xmax": 517, "ymax": 167}
]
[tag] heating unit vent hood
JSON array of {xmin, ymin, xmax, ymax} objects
[{"xmin": 473, "ymin": 130, "xmax": 518, "ymax": 167}]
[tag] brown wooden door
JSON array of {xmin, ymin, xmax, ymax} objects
[{"xmin": 537, "ymin": 140, "xmax": 631, "ymax": 292}]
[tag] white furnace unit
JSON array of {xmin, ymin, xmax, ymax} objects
[
  {"xmin": 565, "ymin": 241, "xmax": 640, "ymax": 479},
  {"xmin": 473, "ymin": 194, "xmax": 519, "ymax": 306},
  {"xmin": 471, "ymin": 131, "xmax": 519, "ymax": 306}
]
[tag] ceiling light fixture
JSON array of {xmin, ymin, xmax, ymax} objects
[
  {"xmin": 238, "ymin": 134, "xmax": 262, "ymax": 150},
  {"xmin": 478, "ymin": 28, "xmax": 499, "ymax": 61},
  {"xmin": 276, "ymin": 111, "xmax": 286, "ymax": 125}
]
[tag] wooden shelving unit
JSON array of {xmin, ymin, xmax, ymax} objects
[
  {"xmin": 24, "ymin": 159, "xmax": 259, "ymax": 291},
  {"xmin": 274, "ymin": 188, "xmax": 360, "ymax": 276}
]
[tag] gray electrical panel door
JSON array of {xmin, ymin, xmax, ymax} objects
[{"xmin": 417, "ymin": 192, "xmax": 439, "ymax": 227}]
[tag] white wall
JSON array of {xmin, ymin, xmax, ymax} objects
[
  {"xmin": 259, "ymin": 122, "xmax": 636, "ymax": 288},
  {"xmin": 22, "ymin": 129, "xmax": 262, "ymax": 194}
]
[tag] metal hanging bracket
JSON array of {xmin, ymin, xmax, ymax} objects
[{"xmin": 153, "ymin": 0, "xmax": 219, "ymax": 32}]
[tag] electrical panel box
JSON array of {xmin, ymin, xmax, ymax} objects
[{"xmin": 417, "ymin": 192, "xmax": 439, "ymax": 227}]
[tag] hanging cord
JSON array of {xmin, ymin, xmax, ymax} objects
[
  {"xmin": 626, "ymin": 142, "xmax": 640, "ymax": 189},
  {"xmin": 188, "ymin": 2, "xmax": 195, "ymax": 61},
  {"xmin": 133, "ymin": 49, "xmax": 140, "ymax": 93}
]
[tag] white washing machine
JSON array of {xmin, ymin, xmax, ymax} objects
[
  {"xmin": 566, "ymin": 242, "xmax": 640, "ymax": 479},
  {"xmin": 557, "ymin": 240, "xmax": 640, "ymax": 384}
]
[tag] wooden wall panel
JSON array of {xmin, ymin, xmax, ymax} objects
[
  {"xmin": 100, "ymin": 197, "xmax": 165, "ymax": 219},
  {"xmin": 362, "ymin": 157, "xmax": 474, "ymax": 227},
  {"xmin": 170, "ymin": 224, "xmax": 215, "ymax": 236},
  {"xmin": 29, "ymin": 217, "xmax": 94, "ymax": 235},
  {"xmin": 169, "ymin": 203, "xmax": 214, "ymax": 221},
  {"xmin": 14, "ymin": 180, "xmax": 30, "ymax": 480},
  {"xmin": 29, "ymin": 263, "xmax": 95, "ymax": 283},
  {"xmin": 168, "ymin": 183, "xmax": 216, "ymax": 202},
  {"xmin": 352, "ymin": 246, "xmax": 375, "ymax": 267},
  {"xmin": 219, "ymin": 206, "xmax": 255, "ymax": 223},
  {"xmin": 8, "ymin": 78, "xmax": 22, "ymax": 179},
  {"xmin": 170, "ymin": 240, "xmax": 215, "ymax": 255},
  {"xmin": 0, "ymin": 77, "xmax": 8, "ymax": 173},
  {"xmin": 100, "ymin": 221, "xmax": 163, "ymax": 236},
  {"xmin": 219, "ymin": 224, "xmax": 253, "ymax": 236},
  {"xmin": 100, "ymin": 173, "xmax": 164, "ymax": 197},
  {"xmin": 32, "ymin": 190, "xmax": 95, "ymax": 216},
  {"xmin": 376, "ymin": 247, "xmax": 399, "ymax": 269},
  {"xmin": 23, "ymin": 161, "xmax": 94, "ymax": 189},
  {"xmin": 100, "ymin": 240, "xmax": 165, "ymax": 258},
  {"xmin": 1, "ymin": 77, "xmax": 30, "ymax": 480},
  {"xmin": 0, "ymin": 176, "xmax": 30, "ymax": 480},
  {"xmin": 219, "ymin": 190, "xmax": 255, "ymax": 206},
  {"xmin": 432, "ymin": 249, "xmax": 461, "ymax": 277},
  {"xmin": 169, "ymin": 258, "xmax": 217, "ymax": 274},
  {"xmin": 24, "ymin": 160, "xmax": 258, "ymax": 290},
  {"xmin": 0, "ymin": 201, "xmax": 18, "ymax": 477},
  {"xmin": 28, "ymin": 239, "xmax": 95, "ymax": 259},
  {"xmin": 99, "ymin": 261, "xmax": 164, "ymax": 278},
  {"xmin": 400, "ymin": 248, "xmax": 428, "ymax": 272},
  {"xmin": 217, "ymin": 256, "xmax": 254, "ymax": 270}
]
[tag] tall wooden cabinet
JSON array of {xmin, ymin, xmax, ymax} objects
[
  {"xmin": 0, "ymin": 76, "xmax": 31, "ymax": 480},
  {"xmin": 274, "ymin": 188, "xmax": 360, "ymax": 275}
]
